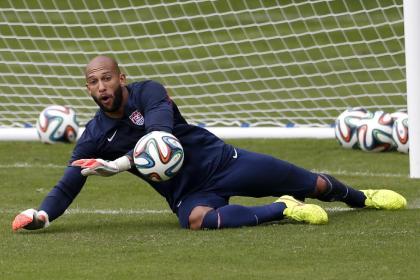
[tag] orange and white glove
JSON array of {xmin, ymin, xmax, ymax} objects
[
  {"xmin": 12, "ymin": 209, "xmax": 49, "ymax": 232},
  {"xmin": 72, "ymin": 156, "xmax": 131, "ymax": 177}
]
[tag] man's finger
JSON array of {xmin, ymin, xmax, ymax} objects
[
  {"xmin": 71, "ymin": 159, "xmax": 88, "ymax": 166},
  {"xmin": 72, "ymin": 159, "xmax": 102, "ymax": 169},
  {"xmin": 81, "ymin": 168, "xmax": 98, "ymax": 176}
]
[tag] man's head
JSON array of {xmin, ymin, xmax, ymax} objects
[{"xmin": 85, "ymin": 55, "xmax": 126, "ymax": 114}]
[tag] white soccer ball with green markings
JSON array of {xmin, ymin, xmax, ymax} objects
[
  {"xmin": 335, "ymin": 107, "xmax": 371, "ymax": 149},
  {"xmin": 36, "ymin": 105, "xmax": 79, "ymax": 144},
  {"xmin": 390, "ymin": 111, "xmax": 409, "ymax": 154},
  {"xmin": 357, "ymin": 111, "xmax": 394, "ymax": 152},
  {"xmin": 133, "ymin": 131, "xmax": 184, "ymax": 182}
]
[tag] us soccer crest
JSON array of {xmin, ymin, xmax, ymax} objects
[{"xmin": 129, "ymin": 110, "xmax": 144, "ymax": 126}]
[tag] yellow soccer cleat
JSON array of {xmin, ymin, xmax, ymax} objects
[
  {"xmin": 275, "ymin": 195, "xmax": 328, "ymax": 225},
  {"xmin": 361, "ymin": 189, "xmax": 407, "ymax": 210}
]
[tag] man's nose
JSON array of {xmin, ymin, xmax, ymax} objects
[{"xmin": 98, "ymin": 80, "xmax": 106, "ymax": 92}]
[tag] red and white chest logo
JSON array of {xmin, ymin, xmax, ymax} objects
[{"xmin": 129, "ymin": 110, "xmax": 144, "ymax": 126}]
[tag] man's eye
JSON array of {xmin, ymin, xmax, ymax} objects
[
  {"xmin": 88, "ymin": 80, "xmax": 97, "ymax": 85},
  {"xmin": 103, "ymin": 76, "xmax": 112, "ymax": 81}
]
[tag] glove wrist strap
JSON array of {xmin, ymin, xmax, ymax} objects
[
  {"xmin": 114, "ymin": 156, "xmax": 131, "ymax": 172},
  {"xmin": 37, "ymin": 210, "xmax": 50, "ymax": 228}
]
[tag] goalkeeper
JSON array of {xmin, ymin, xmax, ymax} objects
[{"xmin": 12, "ymin": 56, "xmax": 407, "ymax": 231}]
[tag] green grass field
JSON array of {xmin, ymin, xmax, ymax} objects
[
  {"xmin": 0, "ymin": 1, "xmax": 416, "ymax": 279},
  {"xmin": 1, "ymin": 139, "xmax": 419, "ymax": 279}
]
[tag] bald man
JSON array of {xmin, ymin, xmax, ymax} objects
[{"xmin": 12, "ymin": 56, "xmax": 406, "ymax": 232}]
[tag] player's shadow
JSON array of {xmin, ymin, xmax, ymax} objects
[
  {"xmin": 16, "ymin": 218, "xmax": 180, "ymax": 235},
  {"xmin": 13, "ymin": 208, "xmax": 371, "ymax": 234}
]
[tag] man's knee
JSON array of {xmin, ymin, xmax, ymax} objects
[
  {"xmin": 307, "ymin": 175, "xmax": 329, "ymax": 198},
  {"xmin": 313, "ymin": 175, "xmax": 329, "ymax": 197},
  {"xmin": 314, "ymin": 173, "xmax": 350, "ymax": 202},
  {"xmin": 188, "ymin": 206, "xmax": 213, "ymax": 230}
]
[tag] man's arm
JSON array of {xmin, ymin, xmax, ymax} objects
[
  {"xmin": 12, "ymin": 126, "xmax": 99, "ymax": 232},
  {"xmin": 12, "ymin": 166, "xmax": 87, "ymax": 231},
  {"xmin": 38, "ymin": 166, "xmax": 87, "ymax": 220}
]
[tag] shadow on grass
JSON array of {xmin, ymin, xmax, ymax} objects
[
  {"xmin": 12, "ymin": 208, "xmax": 405, "ymax": 236},
  {"xmin": 14, "ymin": 218, "xmax": 181, "ymax": 235}
]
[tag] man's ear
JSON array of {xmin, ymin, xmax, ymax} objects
[
  {"xmin": 119, "ymin": 73, "xmax": 127, "ymax": 86},
  {"xmin": 85, "ymin": 83, "xmax": 91, "ymax": 94}
]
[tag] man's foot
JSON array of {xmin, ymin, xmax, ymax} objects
[
  {"xmin": 275, "ymin": 195, "xmax": 328, "ymax": 224},
  {"xmin": 361, "ymin": 189, "xmax": 407, "ymax": 210}
]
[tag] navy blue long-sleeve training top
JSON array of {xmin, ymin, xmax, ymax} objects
[{"xmin": 39, "ymin": 80, "xmax": 234, "ymax": 221}]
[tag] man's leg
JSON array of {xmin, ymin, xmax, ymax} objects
[
  {"xmin": 190, "ymin": 148, "xmax": 330, "ymax": 229},
  {"xmin": 178, "ymin": 192, "xmax": 326, "ymax": 230},
  {"xmin": 192, "ymin": 203, "xmax": 286, "ymax": 230},
  {"xmin": 220, "ymin": 149, "xmax": 406, "ymax": 210},
  {"xmin": 178, "ymin": 148, "xmax": 406, "ymax": 230},
  {"xmin": 191, "ymin": 199, "xmax": 327, "ymax": 230},
  {"xmin": 312, "ymin": 173, "xmax": 366, "ymax": 207},
  {"xmin": 177, "ymin": 192, "xmax": 287, "ymax": 230},
  {"xmin": 314, "ymin": 173, "xmax": 407, "ymax": 210}
]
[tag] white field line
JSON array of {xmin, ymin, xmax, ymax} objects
[
  {"xmin": 0, "ymin": 163, "xmax": 410, "ymax": 178},
  {"xmin": 65, "ymin": 208, "xmax": 172, "ymax": 215},
  {"xmin": 0, "ymin": 163, "xmax": 66, "ymax": 168},
  {"xmin": 312, "ymin": 169, "xmax": 410, "ymax": 179}
]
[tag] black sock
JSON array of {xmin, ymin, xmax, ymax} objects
[{"xmin": 318, "ymin": 174, "xmax": 366, "ymax": 208}]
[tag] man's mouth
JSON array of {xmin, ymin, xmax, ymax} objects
[{"xmin": 100, "ymin": 95, "xmax": 112, "ymax": 105}]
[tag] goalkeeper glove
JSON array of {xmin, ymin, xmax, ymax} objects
[
  {"xmin": 12, "ymin": 209, "xmax": 49, "ymax": 232},
  {"xmin": 72, "ymin": 156, "xmax": 132, "ymax": 177}
]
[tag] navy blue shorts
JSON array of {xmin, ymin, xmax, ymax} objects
[{"xmin": 176, "ymin": 148, "xmax": 318, "ymax": 228}]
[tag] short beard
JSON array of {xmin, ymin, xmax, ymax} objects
[{"xmin": 93, "ymin": 86, "xmax": 123, "ymax": 113}]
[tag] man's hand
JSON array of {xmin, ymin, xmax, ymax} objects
[
  {"xmin": 72, "ymin": 156, "xmax": 131, "ymax": 177},
  {"xmin": 12, "ymin": 209, "xmax": 49, "ymax": 232}
]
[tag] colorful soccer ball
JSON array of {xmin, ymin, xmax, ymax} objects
[
  {"xmin": 36, "ymin": 105, "xmax": 79, "ymax": 144},
  {"xmin": 357, "ymin": 111, "xmax": 394, "ymax": 152},
  {"xmin": 390, "ymin": 110, "xmax": 408, "ymax": 121},
  {"xmin": 391, "ymin": 111, "xmax": 409, "ymax": 154},
  {"xmin": 335, "ymin": 107, "xmax": 371, "ymax": 149},
  {"xmin": 133, "ymin": 131, "xmax": 184, "ymax": 182}
]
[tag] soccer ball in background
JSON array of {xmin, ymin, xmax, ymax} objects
[
  {"xmin": 334, "ymin": 107, "xmax": 371, "ymax": 149},
  {"xmin": 357, "ymin": 111, "xmax": 394, "ymax": 152},
  {"xmin": 391, "ymin": 111, "xmax": 409, "ymax": 154},
  {"xmin": 390, "ymin": 109, "xmax": 408, "ymax": 121},
  {"xmin": 36, "ymin": 105, "xmax": 79, "ymax": 144},
  {"xmin": 133, "ymin": 131, "xmax": 184, "ymax": 182}
]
